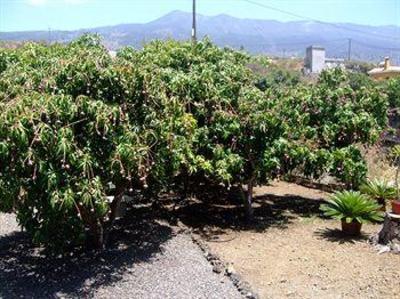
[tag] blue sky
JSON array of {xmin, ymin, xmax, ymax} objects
[{"xmin": 1, "ymin": 0, "xmax": 400, "ymax": 32}]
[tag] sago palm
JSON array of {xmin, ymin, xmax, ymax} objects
[
  {"xmin": 360, "ymin": 179, "xmax": 396, "ymax": 210},
  {"xmin": 320, "ymin": 191, "xmax": 383, "ymax": 224}
]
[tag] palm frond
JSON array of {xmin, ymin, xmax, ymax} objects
[{"xmin": 320, "ymin": 190, "xmax": 383, "ymax": 223}]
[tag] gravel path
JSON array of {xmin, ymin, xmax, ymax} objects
[{"xmin": 0, "ymin": 212, "xmax": 241, "ymax": 299}]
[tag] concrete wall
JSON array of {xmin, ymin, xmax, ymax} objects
[{"xmin": 305, "ymin": 46, "xmax": 326, "ymax": 73}]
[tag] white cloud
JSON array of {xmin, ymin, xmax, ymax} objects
[{"xmin": 27, "ymin": 0, "xmax": 87, "ymax": 6}]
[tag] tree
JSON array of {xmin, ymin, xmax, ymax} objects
[
  {"xmin": 0, "ymin": 35, "xmax": 150, "ymax": 250},
  {"xmin": 0, "ymin": 36, "xmax": 389, "ymax": 250}
]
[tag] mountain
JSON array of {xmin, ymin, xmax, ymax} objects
[{"xmin": 1, "ymin": 10, "xmax": 400, "ymax": 63}]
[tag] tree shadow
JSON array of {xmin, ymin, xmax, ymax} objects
[
  {"xmin": 254, "ymin": 193, "xmax": 325, "ymax": 218},
  {"xmin": 175, "ymin": 190, "xmax": 325, "ymax": 238},
  {"xmin": 314, "ymin": 228, "xmax": 370, "ymax": 244},
  {"xmin": 0, "ymin": 206, "xmax": 173, "ymax": 298}
]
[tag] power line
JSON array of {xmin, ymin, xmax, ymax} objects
[{"xmin": 240, "ymin": 0, "xmax": 400, "ymax": 41}]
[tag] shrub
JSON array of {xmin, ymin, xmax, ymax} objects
[
  {"xmin": 385, "ymin": 78, "xmax": 400, "ymax": 111},
  {"xmin": 0, "ymin": 35, "xmax": 151, "ymax": 250},
  {"xmin": 0, "ymin": 36, "xmax": 389, "ymax": 250},
  {"xmin": 320, "ymin": 191, "xmax": 383, "ymax": 224}
]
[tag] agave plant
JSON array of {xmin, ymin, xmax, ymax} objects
[
  {"xmin": 320, "ymin": 191, "xmax": 383, "ymax": 235},
  {"xmin": 360, "ymin": 179, "xmax": 396, "ymax": 210}
]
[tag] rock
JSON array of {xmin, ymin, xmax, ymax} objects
[
  {"xmin": 212, "ymin": 264, "xmax": 224, "ymax": 274},
  {"xmin": 246, "ymin": 292, "xmax": 256, "ymax": 299},
  {"xmin": 226, "ymin": 264, "xmax": 236, "ymax": 276},
  {"xmin": 390, "ymin": 242, "xmax": 400, "ymax": 253}
]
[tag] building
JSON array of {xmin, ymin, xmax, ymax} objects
[
  {"xmin": 304, "ymin": 46, "xmax": 344, "ymax": 74},
  {"xmin": 368, "ymin": 57, "xmax": 400, "ymax": 80}
]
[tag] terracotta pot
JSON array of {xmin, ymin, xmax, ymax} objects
[
  {"xmin": 392, "ymin": 200, "xmax": 400, "ymax": 215},
  {"xmin": 341, "ymin": 220, "xmax": 362, "ymax": 236}
]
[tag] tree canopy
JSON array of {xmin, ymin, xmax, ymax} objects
[{"xmin": 0, "ymin": 35, "xmax": 388, "ymax": 250}]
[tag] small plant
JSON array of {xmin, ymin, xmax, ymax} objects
[
  {"xmin": 390, "ymin": 145, "xmax": 400, "ymax": 214},
  {"xmin": 320, "ymin": 191, "xmax": 383, "ymax": 235},
  {"xmin": 360, "ymin": 179, "xmax": 396, "ymax": 211}
]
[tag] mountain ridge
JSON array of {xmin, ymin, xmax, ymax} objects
[{"xmin": 1, "ymin": 10, "xmax": 399, "ymax": 63}]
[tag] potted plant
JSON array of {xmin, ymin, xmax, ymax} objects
[
  {"xmin": 392, "ymin": 200, "xmax": 400, "ymax": 214},
  {"xmin": 360, "ymin": 179, "xmax": 396, "ymax": 211},
  {"xmin": 320, "ymin": 191, "xmax": 383, "ymax": 236}
]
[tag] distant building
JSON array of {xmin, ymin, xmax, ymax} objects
[
  {"xmin": 368, "ymin": 57, "xmax": 400, "ymax": 80},
  {"xmin": 304, "ymin": 45, "xmax": 344, "ymax": 74}
]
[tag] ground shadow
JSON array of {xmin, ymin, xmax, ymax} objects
[
  {"xmin": 175, "ymin": 191, "xmax": 325, "ymax": 238},
  {"xmin": 254, "ymin": 193, "xmax": 324, "ymax": 218},
  {"xmin": 0, "ymin": 206, "xmax": 173, "ymax": 298},
  {"xmin": 314, "ymin": 228, "xmax": 370, "ymax": 244}
]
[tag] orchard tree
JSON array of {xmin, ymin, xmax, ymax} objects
[
  {"xmin": 116, "ymin": 41, "xmax": 388, "ymax": 219},
  {"xmin": 0, "ymin": 36, "xmax": 152, "ymax": 250},
  {"xmin": 0, "ymin": 36, "xmax": 389, "ymax": 250}
]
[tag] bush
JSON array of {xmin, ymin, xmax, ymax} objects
[
  {"xmin": 385, "ymin": 78, "xmax": 400, "ymax": 110},
  {"xmin": 0, "ymin": 36, "xmax": 389, "ymax": 251},
  {"xmin": 255, "ymin": 67, "xmax": 301, "ymax": 91},
  {"xmin": 0, "ymin": 36, "xmax": 150, "ymax": 250}
]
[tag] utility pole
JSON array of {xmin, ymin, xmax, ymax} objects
[
  {"xmin": 192, "ymin": 0, "xmax": 197, "ymax": 44},
  {"xmin": 48, "ymin": 27, "xmax": 52, "ymax": 45},
  {"xmin": 347, "ymin": 38, "xmax": 352, "ymax": 61}
]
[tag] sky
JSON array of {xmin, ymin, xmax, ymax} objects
[{"xmin": 1, "ymin": 0, "xmax": 400, "ymax": 32}]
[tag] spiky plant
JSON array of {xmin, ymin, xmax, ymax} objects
[
  {"xmin": 391, "ymin": 145, "xmax": 400, "ymax": 199},
  {"xmin": 360, "ymin": 179, "xmax": 396, "ymax": 209},
  {"xmin": 320, "ymin": 191, "xmax": 383, "ymax": 224}
]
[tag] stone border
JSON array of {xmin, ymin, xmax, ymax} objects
[{"xmin": 191, "ymin": 233, "xmax": 259, "ymax": 299}]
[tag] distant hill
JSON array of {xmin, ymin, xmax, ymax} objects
[{"xmin": 1, "ymin": 10, "xmax": 400, "ymax": 63}]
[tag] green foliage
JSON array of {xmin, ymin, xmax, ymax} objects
[
  {"xmin": 255, "ymin": 66, "xmax": 301, "ymax": 91},
  {"xmin": 345, "ymin": 60, "xmax": 375, "ymax": 74},
  {"xmin": 391, "ymin": 144, "xmax": 400, "ymax": 159},
  {"xmin": 346, "ymin": 72, "xmax": 374, "ymax": 91},
  {"xmin": 0, "ymin": 35, "xmax": 389, "ymax": 251},
  {"xmin": 384, "ymin": 78, "xmax": 400, "ymax": 110},
  {"xmin": 0, "ymin": 35, "xmax": 149, "ymax": 250},
  {"xmin": 320, "ymin": 191, "xmax": 383, "ymax": 224},
  {"xmin": 360, "ymin": 179, "xmax": 396, "ymax": 202}
]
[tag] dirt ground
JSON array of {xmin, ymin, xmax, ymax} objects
[{"xmin": 199, "ymin": 182, "xmax": 400, "ymax": 299}]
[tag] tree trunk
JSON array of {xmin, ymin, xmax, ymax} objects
[
  {"xmin": 108, "ymin": 184, "xmax": 126, "ymax": 225},
  {"xmin": 370, "ymin": 213, "xmax": 400, "ymax": 253},
  {"xmin": 243, "ymin": 180, "xmax": 254, "ymax": 222},
  {"xmin": 103, "ymin": 182, "xmax": 127, "ymax": 244},
  {"xmin": 87, "ymin": 221, "xmax": 105, "ymax": 250},
  {"xmin": 376, "ymin": 213, "xmax": 400, "ymax": 244}
]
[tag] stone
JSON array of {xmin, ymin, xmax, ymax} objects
[
  {"xmin": 226, "ymin": 264, "xmax": 236, "ymax": 276},
  {"xmin": 212, "ymin": 264, "xmax": 224, "ymax": 274}
]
